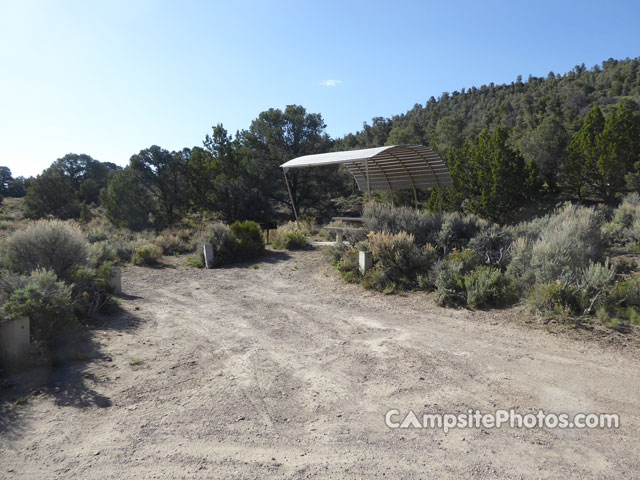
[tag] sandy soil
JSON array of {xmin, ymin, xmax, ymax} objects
[{"xmin": 1, "ymin": 248, "xmax": 639, "ymax": 479}]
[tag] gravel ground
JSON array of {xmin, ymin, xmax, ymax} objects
[{"xmin": 1, "ymin": 248, "xmax": 639, "ymax": 479}]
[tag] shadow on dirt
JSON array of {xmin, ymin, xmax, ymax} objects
[
  {"xmin": 258, "ymin": 250, "xmax": 293, "ymax": 264},
  {"xmin": 0, "ymin": 308, "xmax": 144, "ymax": 439},
  {"xmin": 218, "ymin": 250, "xmax": 292, "ymax": 270}
]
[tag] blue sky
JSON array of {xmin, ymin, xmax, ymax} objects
[{"xmin": 1, "ymin": 0, "xmax": 639, "ymax": 177}]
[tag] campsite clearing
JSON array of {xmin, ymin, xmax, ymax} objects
[{"xmin": 1, "ymin": 249, "xmax": 639, "ymax": 479}]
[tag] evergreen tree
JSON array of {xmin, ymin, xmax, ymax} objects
[
  {"xmin": 567, "ymin": 101, "xmax": 640, "ymax": 202},
  {"xmin": 598, "ymin": 100, "xmax": 640, "ymax": 200},
  {"xmin": 129, "ymin": 146, "xmax": 188, "ymax": 226},
  {"xmin": 449, "ymin": 127, "xmax": 539, "ymax": 223},
  {"xmin": 24, "ymin": 169, "xmax": 81, "ymax": 219},
  {"xmin": 519, "ymin": 116, "xmax": 569, "ymax": 191},
  {"xmin": 101, "ymin": 167, "xmax": 158, "ymax": 231},
  {"xmin": 566, "ymin": 104, "xmax": 605, "ymax": 200}
]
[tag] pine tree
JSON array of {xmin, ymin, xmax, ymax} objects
[
  {"xmin": 449, "ymin": 127, "xmax": 538, "ymax": 223},
  {"xmin": 567, "ymin": 101, "xmax": 640, "ymax": 202},
  {"xmin": 598, "ymin": 100, "xmax": 640, "ymax": 201},
  {"xmin": 566, "ymin": 104, "xmax": 605, "ymax": 200}
]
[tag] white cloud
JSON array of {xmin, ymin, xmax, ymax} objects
[{"xmin": 319, "ymin": 79, "xmax": 342, "ymax": 87}]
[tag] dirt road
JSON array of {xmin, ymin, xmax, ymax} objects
[{"xmin": 1, "ymin": 249, "xmax": 639, "ymax": 479}]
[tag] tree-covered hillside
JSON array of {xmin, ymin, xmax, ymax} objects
[
  {"xmin": 8, "ymin": 57, "xmax": 640, "ymax": 227},
  {"xmin": 339, "ymin": 58, "xmax": 640, "ymax": 153},
  {"xmin": 335, "ymin": 57, "xmax": 640, "ymax": 221}
]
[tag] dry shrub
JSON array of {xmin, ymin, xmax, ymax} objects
[
  {"xmin": 132, "ymin": 245, "xmax": 162, "ymax": 266},
  {"xmin": 153, "ymin": 234, "xmax": 191, "ymax": 255},
  {"xmin": 436, "ymin": 212, "xmax": 487, "ymax": 253},
  {"xmin": 365, "ymin": 231, "xmax": 428, "ymax": 291},
  {"xmin": 363, "ymin": 202, "xmax": 442, "ymax": 246},
  {"xmin": 529, "ymin": 203, "xmax": 604, "ymax": 283},
  {"xmin": 272, "ymin": 227, "xmax": 308, "ymax": 250},
  {"xmin": 603, "ymin": 193, "xmax": 640, "ymax": 245},
  {"xmin": 506, "ymin": 203, "xmax": 604, "ymax": 287},
  {"xmin": 89, "ymin": 241, "xmax": 118, "ymax": 267},
  {"xmin": 192, "ymin": 222, "xmax": 265, "ymax": 266},
  {"xmin": 3, "ymin": 220, "xmax": 89, "ymax": 280}
]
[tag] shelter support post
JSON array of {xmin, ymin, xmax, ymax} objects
[
  {"xmin": 413, "ymin": 186, "xmax": 418, "ymax": 210},
  {"xmin": 365, "ymin": 160, "xmax": 371, "ymax": 201},
  {"xmin": 282, "ymin": 169, "xmax": 299, "ymax": 226}
]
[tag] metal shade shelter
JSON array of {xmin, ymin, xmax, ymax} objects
[{"xmin": 280, "ymin": 145, "xmax": 452, "ymax": 220}]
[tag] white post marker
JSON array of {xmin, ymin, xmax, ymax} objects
[
  {"xmin": 0, "ymin": 317, "xmax": 30, "ymax": 364},
  {"xmin": 359, "ymin": 250, "xmax": 372, "ymax": 274},
  {"xmin": 203, "ymin": 243, "xmax": 215, "ymax": 269},
  {"xmin": 110, "ymin": 267, "xmax": 122, "ymax": 294}
]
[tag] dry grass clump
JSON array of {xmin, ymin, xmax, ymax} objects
[
  {"xmin": 271, "ymin": 222, "xmax": 309, "ymax": 250},
  {"xmin": 132, "ymin": 245, "xmax": 162, "ymax": 266}
]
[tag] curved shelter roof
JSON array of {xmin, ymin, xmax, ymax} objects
[{"xmin": 280, "ymin": 145, "xmax": 453, "ymax": 192}]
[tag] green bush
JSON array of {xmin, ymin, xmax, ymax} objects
[
  {"xmin": 132, "ymin": 245, "xmax": 162, "ymax": 266},
  {"xmin": 627, "ymin": 307, "xmax": 640, "ymax": 326},
  {"xmin": 417, "ymin": 273, "xmax": 432, "ymax": 291},
  {"xmin": 581, "ymin": 274, "xmax": 640, "ymax": 329},
  {"xmin": 596, "ymin": 306, "xmax": 615, "ymax": 327},
  {"xmin": 1, "ymin": 269, "xmax": 77, "ymax": 345},
  {"xmin": 433, "ymin": 244, "xmax": 517, "ymax": 308},
  {"xmin": 96, "ymin": 261, "xmax": 115, "ymax": 291},
  {"xmin": 230, "ymin": 221, "xmax": 265, "ymax": 258},
  {"xmin": 331, "ymin": 230, "xmax": 438, "ymax": 292},
  {"xmin": 527, "ymin": 281, "xmax": 585, "ymax": 317},
  {"xmin": 334, "ymin": 247, "xmax": 361, "ymax": 283},
  {"xmin": 464, "ymin": 266, "xmax": 518, "ymax": 308},
  {"xmin": 3, "ymin": 220, "xmax": 89, "ymax": 281},
  {"xmin": 434, "ymin": 261, "xmax": 466, "ymax": 306},
  {"xmin": 610, "ymin": 276, "xmax": 640, "ymax": 308}
]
